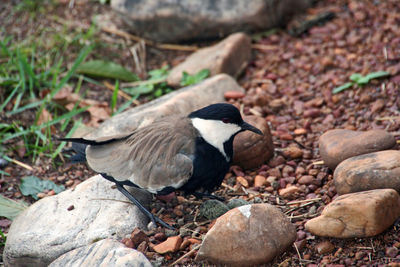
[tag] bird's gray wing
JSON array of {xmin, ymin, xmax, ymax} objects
[{"xmin": 85, "ymin": 117, "xmax": 197, "ymax": 193}]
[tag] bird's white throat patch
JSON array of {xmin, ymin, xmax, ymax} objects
[{"xmin": 191, "ymin": 118, "xmax": 241, "ymax": 161}]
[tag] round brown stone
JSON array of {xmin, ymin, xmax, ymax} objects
[
  {"xmin": 319, "ymin": 129, "xmax": 396, "ymax": 170},
  {"xmin": 233, "ymin": 116, "xmax": 274, "ymax": 170}
]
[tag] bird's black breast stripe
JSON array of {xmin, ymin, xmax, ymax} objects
[{"xmin": 179, "ymin": 137, "xmax": 233, "ymax": 194}]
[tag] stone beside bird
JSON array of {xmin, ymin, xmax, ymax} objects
[{"xmin": 60, "ymin": 103, "xmax": 263, "ymax": 228}]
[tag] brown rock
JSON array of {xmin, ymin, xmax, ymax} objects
[
  {"xmin": 224, "ymin": 91, "xmax": 245, "ymax": 99},
  {"xmin": 319, "ymin": 129, "xmax": 396, "ymax": 170},
  {"xmin": 167, "ymin": 33, "xmax": 251, "ymax": 87},
  {"xmin": 298, "ymin": 175, "xmax": 314, "ymax": 185},
  {"xmin": 305, "ymin": 189, "xmax": 400, "ymax": 238},
  {"xmin": 334, "ymin": 150, "xmax": 400, "ymax": 194},
  {"xmin": 254, "ymin": 175, "xmax": 266, "ymax": 187},
  {"xmin": 236, "ymin": 176, "xmax": 249, "ymax": 187},
  {"xmin": 195, "ymin": 204, "xmax": 296, "ymax": 266},
  {"xmin": 152, "ymin": 236, "xmax": 182, "ymax": 254},
  {"xmin": 130, "ymin": 228, "xmax": 148, "ymax": 247},
  {"xmin": 283, "ymin": 145, "xmax": 303, "ymax": 159},
  {"xmin": 278, "ymin": 185, "xmax": 299, "ymax": 198},
  {"xmin": 315, "ymin": 241, "xmax": 335, "ymax": 254},
  {"xmin": 233, "ymin": 116, "xmax": 274, "ymax": 170}
]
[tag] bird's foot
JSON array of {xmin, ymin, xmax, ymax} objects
[{"xmin": 149, "ymin": 213, "xmax": 175, "ymax": 230}]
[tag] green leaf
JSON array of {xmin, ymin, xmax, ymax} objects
[
  {"xmin": 332, "ymin": 82, "xmax": 354, "ymax": 94},
  {"xmin": 76, "ymin": 60, "xmax": 139, "ymax": 82},
  {"xmin": 19, "ymin": 176, "xmax": 65, "ymax": 200},
  {"xmin": 123, "ymin": 84, "xmax": 154, "ymax": 95},
  {"xmin": 349, "ymin": 73, "xmax": 363, "ymax": 83},
  {"xmin": 356, "ymin": 76, "xmax": 371, "ymax": 85},
  {"xmin": 180, "ymin": 69, "xmax": 210, "ymax": 86},
  {"xmin": 148, "ymin": 65, "xmax": 170, "ymax": 80},
  {"xmin": 0, "ymin": 194, "xmax": 28, "ymax": 220},
  {"xmin": 364, "ymin": 71, "xmax": 390, "ymax": 80}
]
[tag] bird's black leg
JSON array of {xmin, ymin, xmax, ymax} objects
[
  {"xmin": 192, "ymin": 191, "xmax": 225, "ymax": 201},
  {"xmin": 101, "ymin": 174, "xmax": 174, "ymax": 230}
]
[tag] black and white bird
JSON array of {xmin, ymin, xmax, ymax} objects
[{"xmin": 60, "ymin": 103, "xmax": 262, "ymax": 229}]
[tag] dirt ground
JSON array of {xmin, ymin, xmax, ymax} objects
[{"xmin": 1, "ymin": 0, "xmax": 400, "ymax": 266}]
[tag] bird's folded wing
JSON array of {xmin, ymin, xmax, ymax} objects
[{"xmin": 86, "ymin": 117, "xmax": 197, "ymax": 193}]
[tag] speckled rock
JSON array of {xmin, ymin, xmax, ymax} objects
[
  {"xmin": 167, "ymin": 33, "xmax": 251, "ymax": 87},
  {"xmin": 334, "ymin": 150, "xmax": 400, "ymax": 194},
  {"xmin": 3, "ymin": 175, "xmax": 150, "ymax": 267},
  {"xmin": 305, "ymin": 189, "xmax": 400, "ymax": 238},
  {"xmin": 111, "ymin": 0, "xmax": 312, "ymax": 43},
  {"xmin": 196, "ymin": 203, "xmax": 296, "ymax": 266},
  {"xmin": 227, "ymin": 198, "xmax": 249, "ymax": 209},
  {"xmin": 233, "ymin": 115, "xmax": 274, "ymax": 170},
  {"xmin": 199, "ymin": 200, "xmax": 230, "ymax": 220},
  {"xmin": 319, "ymin": 129, "xmax": 396, "ymax": 169},
  {"xmin": 48, "ymin": 239, "xmax": 152, "ymax": 267}
]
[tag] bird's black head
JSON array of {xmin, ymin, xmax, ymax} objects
[
  {"xmin": 189, "ymin": 103, "xmax": 242, "ymax": 124},
  {"xmin": 189, "ymin": 103, "xmax": 263, "ymax": 135}
]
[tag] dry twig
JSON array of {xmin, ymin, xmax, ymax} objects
[{"xmin": 169, "ymin": 244, "xmax": 201, "ymax": 266}]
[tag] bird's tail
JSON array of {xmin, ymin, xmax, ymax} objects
[
  {"xmin": 69, "ymin": 142, "xmax": 87, "ymax": 163},
  {"xmin": 59, "ymin": 138, "xmax": 93, "ymax": 163}
]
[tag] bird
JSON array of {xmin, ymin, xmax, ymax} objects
[{"xmin": 60, "ymin": 103, "xmax": 263, "ymax": 229}]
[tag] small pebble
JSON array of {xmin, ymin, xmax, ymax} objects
[
  {"xmin": 0, "ymin": 158, "xmax": 8, "ymax": 169},
  {"xmin": 315, "ymin": 241, "xmax": 335, "ymax": 254},
  {"xmin": 386, "ymin": 247, "xmax": 399, "ymax": 258}
]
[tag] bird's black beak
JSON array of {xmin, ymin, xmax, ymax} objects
[{"xmin": 240, "ymin": 121, "xmax": 263, "ymax": 135}]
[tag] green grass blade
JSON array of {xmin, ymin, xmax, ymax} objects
[
  {"xmin": 7, "ymin": 99, "xmax": 45, "ymax": 116},
  {"xmin": 52, "ymin": 45, "xmax": 93, "ymax": 97},
  {"xmin": 0, "ymin": 82, "xmax": 21, "ymax": 112},
  {"xmin": 114, "ymin": 94, "xmax": 139, "ymax": 115},
  {"xmin": 76, "ymin": 60, "xmax": 139, "ymax": 82},
  {"xmin": 39, "ymin": 106, "xmax": 88, "ymax": 129},
  {"xmin": 111, "ymin": 80, "xmax": 119, "ymax": 115}
]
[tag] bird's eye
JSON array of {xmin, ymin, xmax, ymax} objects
[{"xmin": 222, "ymin": 118, "xmax": 231, "ymax": 124}]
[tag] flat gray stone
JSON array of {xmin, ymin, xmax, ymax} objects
[
  {"xmin": 49, "ymin": 239, "xmax": 152, "ymax": 267},
  {"xmin": 3, "ymin": 175, "xmax": 150, "ymax": 267},
  {"xmin": 111, "ymin": 0, "xmax": 311, "ymax": 43},
  {"xmin": 87, "ymin": 74, "xmax": 244, "ymax": 139},
  {"xmin": 167, "ymin": 33, "xmax": 251, "ymax": 87}
]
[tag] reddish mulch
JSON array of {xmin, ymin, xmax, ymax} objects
[{"xmin": 2, "ymin": 0, "xmax": 400, "ymax": 266}]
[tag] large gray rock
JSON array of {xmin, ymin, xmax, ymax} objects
[
  {"xmin": 49, "ymin": 239, "xmax": 152, "ymax": 267},
  {"xmin": 3, "ymin": 175, "xmax": 150, "ymax": 267},
  {"xmin": 111, "ymin": 0, "xmax": 312, "ymax": 43},
  {"xmin": 87, "ymin": 74, "xmax": 244, "ymax": 139},
  {"xmin": 167, "ymin": 33, "xmax": 251, "ymax": 87},
  {"xmin": 195, "ymin": 203, "xmax": 296, "ymax": 266}
]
